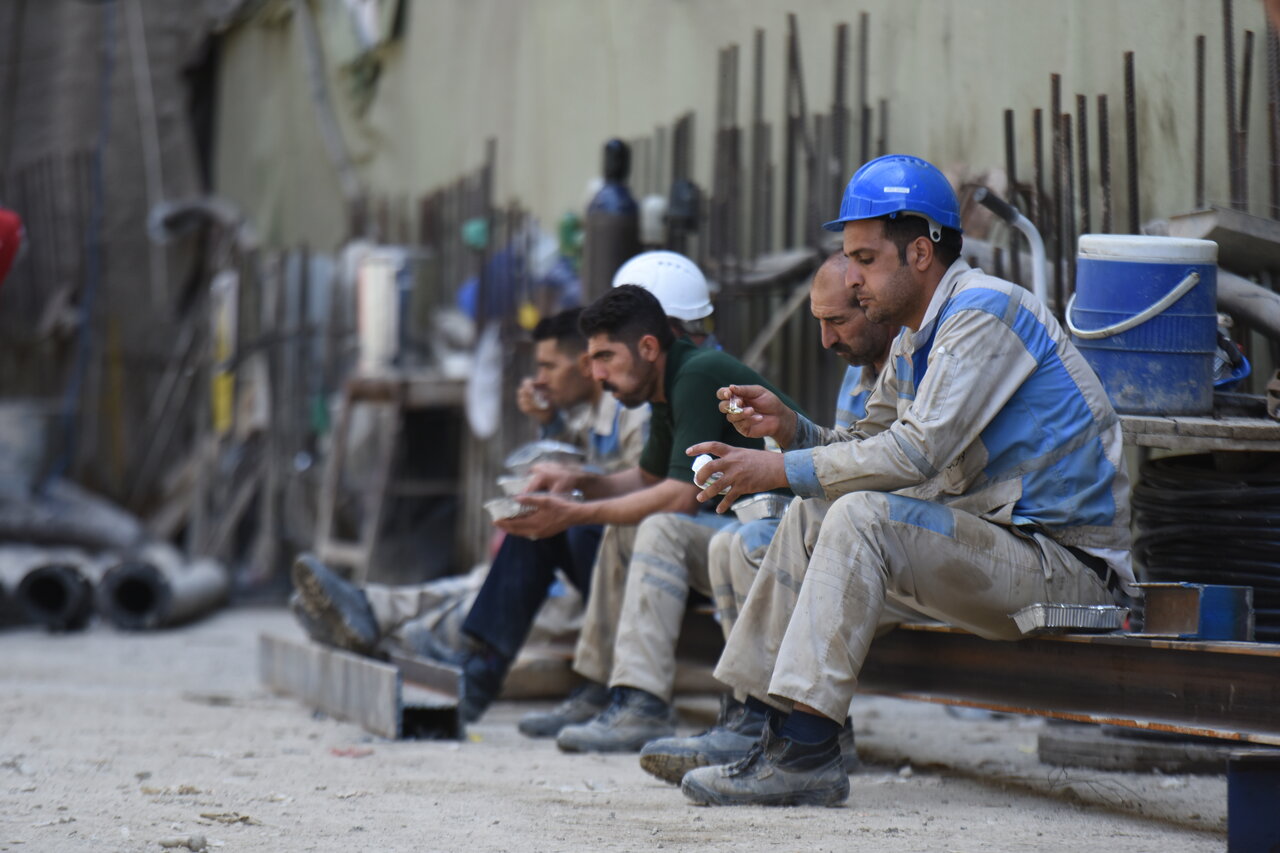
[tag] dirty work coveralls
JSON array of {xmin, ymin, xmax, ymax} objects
[
  {"xmin": 572, "ymin": 338, "xmax": 801, "ymax": 695},
  {"xmin": 714, "ymin": 260, "xmax": 1134, "ymax": 721},
  {"xmin": 364, "ymin": 392, "xmax": 648, "ymax": 653},
  {"xmin": 710, "ymin": 364, "xmax": 877, "ymax": 641}
]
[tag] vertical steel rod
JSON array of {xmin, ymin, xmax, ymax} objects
[
  {"xmin": 1223, "ymin": 0, "xmax": 1240, "ymax": 208},
  {"xmin": 877, "ymin": 98, "xmax": 889, "ymax": 157},
  {"xmin": 1062, "ymin": 113, "xmax": 1077, "ymax": 303},
  {"xmin": 1124, "ymin": 51, "xmax": 1140, "ymax": 233},
  {"xmin": 1268, "ymin": 24, "xmax": 1280, "ymax": 219},
  {"xmin": 1033, "ymin": 108, "xmax": 1045, "ymax": 233},
  {"xmin": 1004, "ymin": 108, "xmax": 1022, "ymax": 284},
  {"xmin": 1098, "ymin": 95, "xmax": 1113, "ymax": 233},
  {"xmin": 1076, "ymin": 94, "xmax": 1091, "ymax": 235},
  {"xmin": 1195, "ymin": 34, "xmax": 1207, "ymax": 209},
  {"xmin": 1239, "ymin": 29, "xmax": 1255, "ymax": 211},
  {"xmin": 858, "ymin": 11, "xmax": 870, "ymax": 165},
  {"xmin": 1051, "ymin": 74, "xmax": 1063, "ymax": 312}
]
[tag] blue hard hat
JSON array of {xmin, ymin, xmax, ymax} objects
[{"xmin": 823, "ymin": 154, "xmax": 962, "ymax": 238}]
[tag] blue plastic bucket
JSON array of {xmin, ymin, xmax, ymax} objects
[{"xmin": 1068, "ymin": 235, "xmax": 1218, "ymax": 415}]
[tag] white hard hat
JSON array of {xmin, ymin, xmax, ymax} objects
[{"xmin": 611, "ymin": 250, "xmax": 713, "ymax": 321}]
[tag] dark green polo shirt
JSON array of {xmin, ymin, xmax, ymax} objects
[{"xmin": 638, "ymin": 338, "xmax": 805, "ymax": 485}]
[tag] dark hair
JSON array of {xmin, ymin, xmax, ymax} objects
[
  {"xmin": 880, "ymin": 215, "xmax": 963, "ymax": 268},
  {"xmin": 579, "ymin": 284, "xmax": 675, "ymax": 350},
  {"xmin": 532, "ymin": 307, "xmax": 586, "ymax": 353}
]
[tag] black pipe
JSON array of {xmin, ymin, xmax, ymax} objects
[
  {"xmin": 1033, "ymin": 108, "xmax": 1045, "ymax": 233},
  {"xmin": 16, "ymin": 562, "xmax": 94, "ymax": 632}
]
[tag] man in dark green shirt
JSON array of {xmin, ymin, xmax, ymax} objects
[{"xmin": 502, "ymin": 285, "xmax": 800, "ymax": 749}]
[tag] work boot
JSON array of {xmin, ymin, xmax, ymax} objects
[
  {"xmin": 639, "ymin": 695, "xmax": 767, "ymax": 784},
  {"xmin": 517, "ymin": 681, "xmax": 611, "ymax": 739},
  {"xmin": 400, "ymin": 625, "xmax": 508, "ymax": 724},
  {"xmin": 839, "ymin": 718, "xmax": 861, "ymax": 773},
  {"xmin": 290, "ymin": 553, "xmax": 380, "ymax": 656},
  {"xmin": 681, "ymin": 725, "xmax": 850, "ymax": 807},
  {"xmin": 556, "ymin": 686, "xmax": 678, "ymax": 754}
]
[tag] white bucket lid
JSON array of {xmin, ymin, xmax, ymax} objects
[{"xmin": 1078, "ymin": 234, "xmax": 1218, "ymax": 264}]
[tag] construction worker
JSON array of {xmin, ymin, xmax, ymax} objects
[
  {"xmin": 677, "ymin": 154, "xmax": 1133, "ymax": 806},
  {"xmin": 291, "ymin": 307, "xmax": 648, "ymax": 721},
  {"xmin": 502, "ymin": 284, "xmax": 802, "ymax": 747},
  {"xmin": 634, "ymin": 251, "xmax": 901, "ymax": 780}
]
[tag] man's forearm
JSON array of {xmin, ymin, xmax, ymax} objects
[{"xmin": 576, "ymin": 477, "xmax": 701, "ymax": 526}]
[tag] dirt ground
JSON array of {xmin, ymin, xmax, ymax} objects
[{"xmin": 0, "ymin": 608, "xmax": 1228, "ymax": 852}]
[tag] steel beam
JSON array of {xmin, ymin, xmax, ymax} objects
[{"xmin": 859, "ymin": 624, "xmax": 1280, "ymax": 746}]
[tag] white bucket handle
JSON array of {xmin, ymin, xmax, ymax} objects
[{"xmin": 1066, "ymin": 271, "xmax": 1201, "ymax": 340}]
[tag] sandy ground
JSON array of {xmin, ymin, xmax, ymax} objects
[{"xmin": 0, "ymin": 608, "xmax": 1228, "ymax": 852}]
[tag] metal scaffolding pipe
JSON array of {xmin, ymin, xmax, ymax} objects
[{"xmin": 97, "ymin": 544, "xmax": 229, "ymax": 630}]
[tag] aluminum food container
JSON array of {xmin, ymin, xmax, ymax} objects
[
  {"xmin": 503, "ymin": 440, "xmax": 586, "ymax": 473},
  {"xmin": 496, "ymin": 474, "xmax": 532, "ymax": 496},
  {"xmin": 1012, "ymin": 603, "xmax": 1128, "ymax": 636},
  {"xmin": 730, "ymin": 493, "xmax": 794, "ymax": 524},
  {"xmin": 483, "ymin": 490, "xmax": 583, "ymax": 522}
]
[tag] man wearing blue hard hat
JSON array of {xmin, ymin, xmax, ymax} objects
[{"xmin": 679, "ymin": 154, "xmax": 1134, "ymax": 806}]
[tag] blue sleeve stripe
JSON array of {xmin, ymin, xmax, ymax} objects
[{"xmin": 784, "ymin": 449, "xmax": 825, "ymax": 498}]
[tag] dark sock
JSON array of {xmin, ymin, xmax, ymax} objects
[
  {"xmin": 780, "ymin": 709, "xmax": 842, "ymax": 745},
  {"xmin": 744, "ymin": 696, "xmax": 773, "ymax": 717}
]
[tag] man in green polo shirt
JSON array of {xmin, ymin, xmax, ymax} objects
[{"xmin": 501, "ymin": 284, "xmax": 800, "ymax": 749}]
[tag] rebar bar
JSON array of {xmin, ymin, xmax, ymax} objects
[
  {"xmin": 1124, "ymin": 51, "xmax": 1140, "ymax": 233},
  {"xmin": 1004, "ymin": 108, "xmax": 1022, "ymax": 284},
  {"xmin": 1098, "ymin": 94, "xmax": 1113, "ymax": 232},
  {"xmin": 1195, "ymin": 34, "xmax": 1207, "ymax": 209}
]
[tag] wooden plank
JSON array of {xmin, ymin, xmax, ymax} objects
[{"xmin": 258, "ymin": 633, "xmax": 401, "ymax": 739}]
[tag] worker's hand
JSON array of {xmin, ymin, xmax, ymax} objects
[
  {"xmin": 494, "ymin": 493, "xmax": 582, "ymax": 539},
  {"xmin": 523, "ymin": 462, "xmax": 583, "ymax": 494},
  {"xmin": 517, "ymin": 377, "xmax": 555, "ymax": 425},
  {"xmin": 684, "ymin": 442, "xmax": 788, "ymax": 513},
  {"xmin": 717, "ymin": 384, "xmax": 799, "ymax": 447}
]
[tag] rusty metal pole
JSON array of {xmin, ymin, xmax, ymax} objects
[
  {"xmin": 1050, "ymin": 74, "xmax": 1064, "ymax": 313},
  {"xmin": 1239, "ymin": 29, "xmax": 1255, "ymax": 211},
  {"xmin": 1223, "ymin": 0, "xmax": 1240, "ymax": 209},
  {"xmin": 1062, "ymin": 113, "xmax": 1077, "ymax": 304},
  {"xmin": 783, "ymin": 15, "xmax": 799, "ymax": 248},
  {"xmin": 1033, "ymin": 108, "xmax": 1045, "ymax": 234},
  {"xmin": 1196, "ymin": 34, "xmax": 1207, "ymax": 209},
  {"xmin": 1268, "ymin": 24, "xmax": 1280, "ymax": 219},
  {"xmin": 858, "ymin": 11, "xmax": 870, "ymax": 165},
  {"xmin": 1076, "ymin": 95, "xmax": 1091, "ymax": 236},
  {"xmin": 1098, "ymin": 94, "xmax": 1113, "ymax": 232},
  {"xmin": 1124, "ymin": 52, "xmax": 1140, "ymax": 233},
  {"xmin": 1004, "ymin": 108, "xmax": 1022, "ymax": 285}
]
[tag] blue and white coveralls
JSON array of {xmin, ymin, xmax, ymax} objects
[{"xmin": 713, "ymin": 260, "xmax": 1134, "ymax": 721}]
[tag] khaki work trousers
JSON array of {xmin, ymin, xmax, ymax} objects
[
  {"xmin": 714, "ymin": 491, "xmax": 1115, "ymax": 722},
  {"xmin": 574, "ymin": 514, "xmax": 731, "ymax": 700}
]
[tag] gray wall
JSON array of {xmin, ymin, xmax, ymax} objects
[{"xmin": 213, "ymin": 0, "xmax": 1273, "ymax": 249}]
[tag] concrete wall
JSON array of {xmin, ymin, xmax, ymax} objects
[{"xmin": 213, "ymin": 0, "xmax": 1273, "ymax": 250}]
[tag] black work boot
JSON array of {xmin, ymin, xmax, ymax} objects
[
  {"xmin": 401, "ymin": 625, "xmax": 509, "ymax": 724},
  {"xmin": 518, "ymin": 681, "xmax": 611, "ymax": 739},
  {"xmin": 290, "ymin": 553, "xmax": 380, "ymax": 656},
  {"xmin": 639, "ymin": 695, "xmax": 767, "ymax": 784},
  {"xmin": 555, "ymin": 686, "xmax": 677, "ymax": 753},
  {"xmin": 680, "ymin": 724, "xmax": 850, "ymax": 807}
]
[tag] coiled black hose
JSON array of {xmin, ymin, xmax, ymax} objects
[{"xmin": 1132, "ymin": 453, "xmax": 1280, "ymax": 640}]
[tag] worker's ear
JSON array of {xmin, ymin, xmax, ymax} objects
[
  {"xmin": 576, "ymin": 350, "xmax": 592, "ymax": 376},
  {"xmin": 637, "ymin": 334, "xmax": 661, "ymax": 363},
  {"xmin": 909, "ymin": 236, "xmax": 934, "ymax": 272}
]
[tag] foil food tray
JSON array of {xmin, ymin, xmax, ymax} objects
[
  {"xmin": 1012, "ymin": 603, "xmax": 1128, "ymax": 636},
  {"xmin": 730, "ymin": 493, "xmax": 794, "ymax": 523},
  {"xmin": 483, "ymin": 490, "xmax": 583, "ymax": 522}
]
